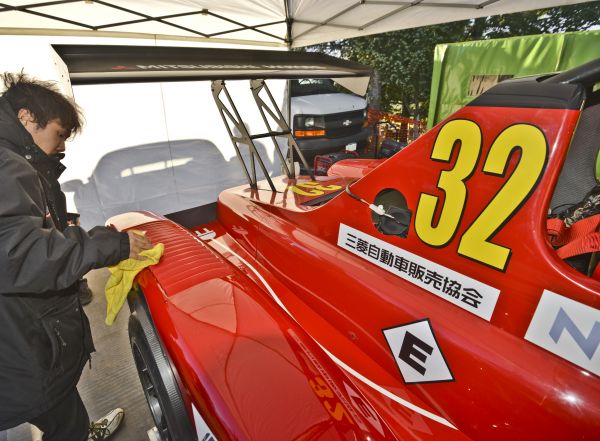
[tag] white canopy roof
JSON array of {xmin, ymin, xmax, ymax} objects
[{"xmin": 0, "ymin": 0, "xmax": 594, "ymax": 48}]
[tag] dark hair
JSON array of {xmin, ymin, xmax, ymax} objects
[{"xmin": 1, "ymin": 72, "xmax": 83, "ymax": 135}]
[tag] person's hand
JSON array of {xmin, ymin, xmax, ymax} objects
[{"xmin": 127, "ymin": 231, "xmax": 153, "ymax": 260}]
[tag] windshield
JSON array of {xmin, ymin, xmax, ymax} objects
[{"xmin": 291, "ymin": 78, "xmax": 341, "ymax": 97}]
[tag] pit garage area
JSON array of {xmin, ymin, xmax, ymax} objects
[{"xmin": 0, "ymin": 1, "xmax": 599, "ymax": 441}]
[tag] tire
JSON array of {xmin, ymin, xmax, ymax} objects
[{"xmin": 128, "ymin": 294, "xmax": 197, "ymax": 441}]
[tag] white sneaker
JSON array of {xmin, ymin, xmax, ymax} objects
[{"xmin": 88, "ymin": 408, "xmax": 125, "ymax": 440}]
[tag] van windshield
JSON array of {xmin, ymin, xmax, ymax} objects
[{"xmin": 291, "ymin": 79, "xmax": 340, "ymax": 96}]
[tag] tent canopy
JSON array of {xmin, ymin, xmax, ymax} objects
[{"xmin": 0, "ymin": 0, "xmax": 594, "ymax": 48}]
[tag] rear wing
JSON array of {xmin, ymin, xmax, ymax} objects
[
  {"xmin": 52, "ymin": 44, "xmax": 372, "ymax": 94},
  {"xmin": 53, "ymin": 44, "xmax": 373, "ymax": 189}
]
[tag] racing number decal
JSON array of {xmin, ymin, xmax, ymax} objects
[
  {"xmin": 309, "ymin": 376, "xmax": 355, "ymax": 424},
  {"xmin": 414, "ymin": 120, "xmax": 482, "ymax": 247},
  {"xmin": 458, "ymin": 124, "xmax": 547, "ymax": 269},
  {"xmin": 291, "ymin": 181, "xmax": 342, "ymax": 197},
  {"xmin": 415, "ymin": 120, "xmax": 547, "ymax": 271}
]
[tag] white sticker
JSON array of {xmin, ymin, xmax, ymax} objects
[
  {"xmin": 383, "ymin": 319, "xmax": 453, "ymax": 384},
  {"xmin": 195, "ymin": 228, "xmax": 216, "ymax": 241},
  {"xmin": 338, "ymin": 224, "xmax": 500, "ymax": 320},
  {"xmin": 343, "ymin": 382, "xmax": 384, "ymax": 435},
  {"xmin": 192, "ymin": 404, "xmax": 218, "ymax": 441},
  {"xmin": 345, "ymin": 142, "xmax": 357, "ymax": 152},
  {"xmin": 525, "ymin": 290, "xmax": 600, "ymax": 376}
]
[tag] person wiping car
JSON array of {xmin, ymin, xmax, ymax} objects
[{"xmin": 0, "ymin": 72, "xmax": 153, "ymax": 441}]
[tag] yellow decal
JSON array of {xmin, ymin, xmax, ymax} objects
[
  {"xmin": 309, "ymin": 376, "xmax": 334, "ymax": 398},
  {"xmin": 309, "ymin": 376, "xmax": 355, "ymax": 424},
  {"xmin": 324, "ymin": 401, "xmax": 355, "ymax": 424},
  {"xmin": 415, "ymin": 119, "xmax": 482, "ymax": 247},
  {"xmin": 416, "ymin": 121, "xmax": 547, "ymax": 271},
  {"xmin": 291, "ymin": 181, "xmax": 342, "ymax": 197}
]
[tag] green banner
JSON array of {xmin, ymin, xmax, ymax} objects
[{"xmin": 427, "ymin": 30, "xmax": 600, "ymax": 128}]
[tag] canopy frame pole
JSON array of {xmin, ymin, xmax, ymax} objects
[
  {"xmin": 250, "ymin": 79, "xmax": 314, "ymax": 180},
  {"xmin": 284, "ymin": 0, "xmax": 292, "ymax": 46},
  {"xmin": 211, "ymin": 79, "xmax": 278, "ymax": 192}
]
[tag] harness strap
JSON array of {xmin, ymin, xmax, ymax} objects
[
  {"xmin": 547, "ymin": 214, "xmax": 600, "ymax": 247},
  {"xmin": 548, "ymin": 214, "xmax": 600, "ymax": 279},
  {"xmin": 556, "ymin": 232, "xmax": 600, "ymax": 259}
]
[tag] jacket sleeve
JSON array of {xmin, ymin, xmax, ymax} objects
[{"xmin": 0, "ymin": 152, "xmax": 130, "ymax": 294}]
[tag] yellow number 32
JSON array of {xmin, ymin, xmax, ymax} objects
[{"xmin": 415, "ymin": 119, "xmax": 547, "ymax": 271}]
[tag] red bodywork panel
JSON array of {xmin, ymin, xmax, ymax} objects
[
  {"xmin": 327, "ymin": 158, "xmax": 383, "ymax": 178},
  {"xmin": 110, "ymin": 104, "xmax": 600, "ymax": 440}
]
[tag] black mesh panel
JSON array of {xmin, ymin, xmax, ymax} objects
[{"xmin": 550, "ymin": 96, "xmax": 600, "ymax": 214}]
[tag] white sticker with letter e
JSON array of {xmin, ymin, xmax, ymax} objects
[
  {"xmin": 525, "ymin": 290, "xmax": 600, "ymax": 376},
  {"xmin": 192, "ymin": 404, "xmax": 217, "ymax": 441},
  {"xmin": 383, "ymin": 319, "xmax": 454, "ymax": 384}
]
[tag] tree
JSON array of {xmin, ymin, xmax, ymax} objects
[
  {"xmin": 480, "ymin": 2, "xmax": 600, "ymax": 39},
  {"xmin": 303, "ymin": 1, "xmax": 600, "ymax": 120}
]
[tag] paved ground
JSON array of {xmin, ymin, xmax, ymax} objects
[{"xmin": 1, "ymin": 269, "xmax": 155, "ymax": 441}]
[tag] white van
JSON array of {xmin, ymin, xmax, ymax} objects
[{"xmin": 290, "ymin": 78, "xmax": 370, "ymax": 165}]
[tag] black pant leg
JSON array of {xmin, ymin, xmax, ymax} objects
[{"xmin": 28, "ymin": 388, "xmax": 89, "ymax": 441}]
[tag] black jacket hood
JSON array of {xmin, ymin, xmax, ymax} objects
[
  {"xmin": 0, "ymin": 97, "xmax": 32, "ymax": 154},
  {"xmin": 0, "ymin": 97, "xmax": 66, "ymax": 179}
]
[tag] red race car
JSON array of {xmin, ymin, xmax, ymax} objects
[{"xmin": 89, "ymin": 46, "xmax": 599, "ymax": 440}]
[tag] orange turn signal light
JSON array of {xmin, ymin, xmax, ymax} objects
[{"xmin": 294, "ymin": 130, "xmax": 326, "ymax": 137}]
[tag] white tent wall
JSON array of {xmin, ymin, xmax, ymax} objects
[
  {"xmin": 63, "ymin": 77, "xmax": 286, "ymax": 229},
  {"xmin": 1, "ymin": 37, "xmax": 74, "ymax": 95},
  {"xmin": 0, "ymin": 0, "xmax": 594, "ymax": 48},
  {"xmin": 0, "ymin": 34, "xmax": 287, "ymax": 228}
]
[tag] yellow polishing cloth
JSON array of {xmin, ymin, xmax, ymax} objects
[{"xmin": 104, "ymin": 242, "xmax": 164, "ymax": 325}]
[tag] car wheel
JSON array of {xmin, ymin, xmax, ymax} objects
[{"xmin": 128, "ymin": 294, "xmax": 196, "ymax": 441}]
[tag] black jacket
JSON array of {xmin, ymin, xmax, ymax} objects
[{"xmin": 0, "ymin": 97, "xmax": 130, "ymax": 429}]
